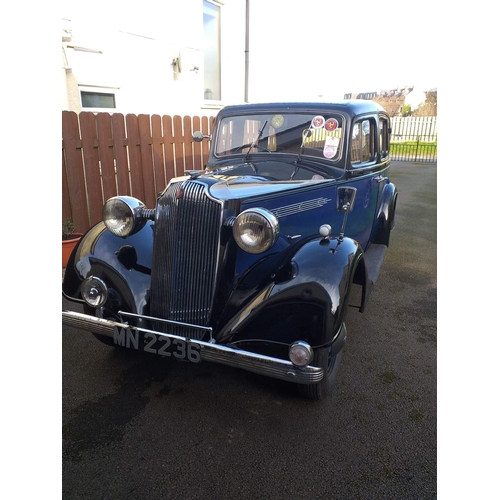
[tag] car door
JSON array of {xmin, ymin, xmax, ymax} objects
[{"xmin": 341, "ymin": 115, "xmax": 384, "ymax": 250}]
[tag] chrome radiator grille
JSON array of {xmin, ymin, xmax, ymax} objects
[{"xmin": 149, "ymin": 180, "xmax": 222, "ymax": 339}]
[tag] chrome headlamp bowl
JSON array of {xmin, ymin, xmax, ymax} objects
[
  {"xmin": 81, "ymin": 276, "xmax": 108, "ymax": 307},
  {"xmin": 233, "ymin": 207, "xmax": 279, "ymax": 254},
  {"xmin": 102, "ymin": 196, "xmax": 151, "ymax": 237}
]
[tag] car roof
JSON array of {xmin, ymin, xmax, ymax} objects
[{"xmin": 217, "ymin": 100, "xmax": 387, "ymax": 119}]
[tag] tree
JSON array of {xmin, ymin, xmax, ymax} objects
[
  {"xmin": 402, "ymin": 104, "xmax": 412, "ymax": 117},
  {"xmin": 414, "ymin": 89, "xmax": 437, "ymax": 117}
]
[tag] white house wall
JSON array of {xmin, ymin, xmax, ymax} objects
[{"xmin": 62, "ymin": 0, "xmax": 246, "ymax": 117}]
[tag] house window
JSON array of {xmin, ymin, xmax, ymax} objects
[
  {"xmin": 81, "ymin": 91, "xmax": 116, "ymax": 109},
  {"xmin": 344, "ymin": 93, "xmax": 352, "ymax": 99},
  {"xmin": 203, "ymin": 0, "xmax": 221, "ymax": 101}
]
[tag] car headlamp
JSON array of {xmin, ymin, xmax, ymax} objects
[
  {"xmin": 233, "ymin": 208, "xmax": 279, "ymax": 254},
  {"xmin": 102, "ymin": 196, "xmax": 149, "ymax": 237}
]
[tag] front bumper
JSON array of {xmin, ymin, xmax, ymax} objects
[{"xmin": 62, "ymin": 310, "xmax": 330, "ymax": 385}]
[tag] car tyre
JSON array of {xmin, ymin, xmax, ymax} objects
[
  {"xmin": 91, "ymin": 332, "xmax": 119, "ymax": 347},
  {"xmin": 297, "ymin": 346, "xmax": 343, "ymax": 400},
  {"xmin": 83, "ymin": 305, "xmax": 125, "ymax": 349}
]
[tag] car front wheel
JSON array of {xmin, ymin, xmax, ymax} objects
[
  {"xmin": 297, "ymin": 345, "xmax": 343, "ymax": 400},
  {"xmin": 83, "ymin": 305, "xmax": 125, "ymax": 348}
]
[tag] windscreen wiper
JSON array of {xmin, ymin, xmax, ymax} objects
[
  {"xmin": 294, "ymin": 128, "xmax": 312, "ymax": 167},
  {"xmin": 244, "ymin": 120, "xmax": 268, "ymax": 163},
  {"xmin": 290, "ymin": 128, "xmax": 313, "ymax": 179}
]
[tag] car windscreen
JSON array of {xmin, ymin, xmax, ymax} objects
[{"xmin": 214, "ymin": 112, "xmax": 344, "ymax": 161}]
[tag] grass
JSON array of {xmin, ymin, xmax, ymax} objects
[{"xmin": 390, "ymin": 141, "xmax": 437, "ymax": 157}]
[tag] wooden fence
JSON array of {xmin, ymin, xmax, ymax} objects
[
  {"xmin": 62, "ymin": 111, "xmax": 215, "ymax": 234},
  {"xmin": 63, "ymin": 112, "xmax": 437, "ymax": 234}
]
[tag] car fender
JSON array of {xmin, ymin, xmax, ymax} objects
[
  {"xmin": 218, "ymin": 235, "xmax": 366, "ymax": 349},
  {"xmin": 62, "ymin": 221, "xmax": 153, "ymax": 317},
  {"xmin": 270, "ymin": 235, "xmax": 365, "ymax": 344},
  {"xmin": 372, "ymin": 182, "xmax": 398, "ymax": 246}
]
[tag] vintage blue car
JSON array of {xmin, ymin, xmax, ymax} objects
[{"xmin": 62, "ymin": 100, "xmax": 397, "ymax": 399}]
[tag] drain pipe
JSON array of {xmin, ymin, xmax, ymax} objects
[{"xmin": 244, "ymin": 0, "xmax": 249, "ymax": 102}]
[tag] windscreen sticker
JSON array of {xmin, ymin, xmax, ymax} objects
[
  {"xmin": 311, "ymin": 116, "xmax": 325, "ymax": 129},
  {"xmin": 323, "ymin": 136, "xmax": 340, "ymax": 159},
  {"xmin": 271, "ymin": 114, "xmax": 285, "ymax": 129},
  {"xmin": 325, "ymin": 118, "xmax": 338, "ymax": 131}
]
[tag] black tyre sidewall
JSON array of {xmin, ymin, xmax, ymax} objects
[
  {"xmin": 83, "ymin": 305, "xmax": 124, "ymax": 349},
  {"xmin": 298, "ymin": 346, "xmax": 343, "ymax": 400}
]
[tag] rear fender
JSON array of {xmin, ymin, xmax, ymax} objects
[
  {"xmin": 62, "ymin": 221, "xmax": 153, "ymax": 317},
  {"xmin": 372, "ymin": 182, "xmax": 398, "ymax": 246}
]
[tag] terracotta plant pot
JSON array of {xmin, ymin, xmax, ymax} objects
[{"xmin": 62, "ymin": 234, "xmax": 83, "ymax": 267}]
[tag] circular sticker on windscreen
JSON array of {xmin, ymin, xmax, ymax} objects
[
  {"xmin": 311, "ymin": 116, "xmax": 325, "ymax": 129},
  {"xmin": 325, "ymin": 118, "xmax": 338, "ymax": 131},
  {"xmin": 271, "ymin": 114, "xmax": 285, "ymax": 129}
]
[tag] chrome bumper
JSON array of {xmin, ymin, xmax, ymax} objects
[{"xmin": 62, "ymin": 310, "xmax": 325, "ymax": 385}]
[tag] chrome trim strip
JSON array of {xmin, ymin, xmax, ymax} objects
[
  {"xmin": 62, "ymin": 310, "xmax": 324, "ymax": 384},
  {"xmin": 118, "ymin": 310, "xmax": 213, "ymax": 333},
  {"xmin": 271, "ymin": 197, "xmax": 332, "ymax": 218}
]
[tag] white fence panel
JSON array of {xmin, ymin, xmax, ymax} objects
[{"xmin": 391, "ymin": 116, "xmax": 437, "ymax": 143}]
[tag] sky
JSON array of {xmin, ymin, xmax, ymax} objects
[
  {"xmin": 61, "ymin": 0, "xmax": 437, "ymax": 109},
  {"xmin": 247, "ymin": 0, "xmax": 438, "ymax": 108}
]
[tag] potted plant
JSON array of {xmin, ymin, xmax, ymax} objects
[{"xmin": 62, "ymin": 219, "xmax": 82, "ymax": 267}]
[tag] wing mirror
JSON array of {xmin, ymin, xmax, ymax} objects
[
  {"xmin": 336, "ymin": 187, "xmax": 357, "ymax": 241},
  {"xmin": 193, "ymin": 131, "xmax": 211, "ymax": 142},
  {"xmin": 337, "ymin": 187, "xmax": 357, "ymax": 212}
]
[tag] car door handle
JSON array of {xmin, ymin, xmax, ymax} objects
[{"xmin": 373, "ymin": 175, "xmax": 388, "ymax": 183}]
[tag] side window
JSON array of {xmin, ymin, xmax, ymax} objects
[
  {"xmin": 379, "ymin": 117, "xmax": 390, "ymax": 158},
  {"xmin": 351, "ymin": 119, "xmax": 375, "ymax": 165},
  {"xmin": 216, "ymin": 119, "xmax": 234, "ymax": 155}
]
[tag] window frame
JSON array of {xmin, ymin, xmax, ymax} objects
[
  {"xmin": 379, "ymin": 116, "xmax": 390, "ymax": 159},
  {"xmin": 203, "ymin": 0, "xmax": 222, "ymax": 104},
  {"xmin": 350, "ymin": 117, "xmax": 377, "ymax": 167},
  {"xmin": 80, "ymin": 89, "xmax": 116, "ymax": 111}
]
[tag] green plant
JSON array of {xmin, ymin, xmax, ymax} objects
[{"xmin": 62, "ymin": 219, "xmax": 76, "ymax": 240}]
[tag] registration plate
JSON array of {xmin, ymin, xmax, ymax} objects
[{"xmin": 113, "ymin": 327, "xmax": 201, "ymax": 363}]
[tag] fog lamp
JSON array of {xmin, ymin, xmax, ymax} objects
[
  {"xmin": 81, "ymin": 276, "xmax": 108, "ymax": 308},
  {"xmin": 288, "ymin": 341, "xmax": 313, "ymax": 367}
]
